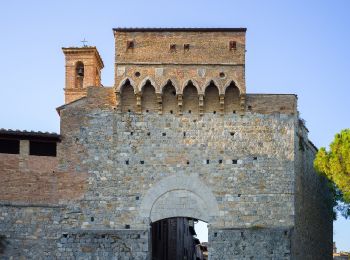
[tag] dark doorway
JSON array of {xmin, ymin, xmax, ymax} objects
[{"xmin": 152, "ymin": 217, "xmax": 204, "ymax": 260}]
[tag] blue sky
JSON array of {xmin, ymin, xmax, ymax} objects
[{"xmin": 0, "ymin": 0, "xmax": 349, "ymax": 251}]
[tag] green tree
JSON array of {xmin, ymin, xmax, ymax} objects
[{"xmin": 314, "ymin": 129, "xmax": 350, "ymax": 218}]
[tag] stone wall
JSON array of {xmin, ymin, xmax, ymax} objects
[
  {"xmin": 292, "ymin": 123, "xmax": 333, "ymax": 259},
  {"xmin": 58, "ymin": 89, "xmax": 296, "ymax": 230},
  {"xmin": 0, "ymin": 85, "xmax": 332, "ymax": 259},
  {"xmin": 209, "ymin": 228, "xmax": 292, "ymax": 259}
]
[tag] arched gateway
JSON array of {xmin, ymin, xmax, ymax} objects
[
  {"xmin": 140, "ymin": 175, "xmax": 218, "ymax": 260},
  {"xmin": 140, "ymin": 175, "xmax": 219, "ymax": 224}
]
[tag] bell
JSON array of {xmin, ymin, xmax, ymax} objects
[{"xmin": 77, "ymin": 67, "xmax": 84, "ymax": 77}]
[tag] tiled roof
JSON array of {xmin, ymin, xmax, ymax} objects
[{"xmin": 0, "ymin": 129, "xmax": 60, "ymax": 141}]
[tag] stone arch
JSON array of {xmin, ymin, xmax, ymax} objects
[
  {"xmin": 139, "ymin": 175, "xmax": 219, "ymax": 224},
  {"xmin": 203, "ymin": 78, "xmax": 221, "ymax": 93},
  {"xmin": 181, "ymin": 79, "xmax": 200, "ymax": 94},
  {"xmin": 224, "ymin": 80, "xmax": 241, "ymax": 113},
  {"xmin": 120, "ymin": 79, "xmax": 137, "ymax": 112},
  {"xmin": 139, "ymin": 76, "xmax": 158, "ymax": 93},
  {"xmin": 224, "ymin": 79, "xmax": 242, "ymax": 95},
  {"xmin": 117, "ymin": 77, "xmax": 137, "ymax": 93},
  {"xmin": 160, "ymin": 79, "xmax": 179, "ymax": 94},
  {"xmin": 141, "ymin": 80, "xmax": 158, "ymax": 113},
  {"xmin": 162, "ymin": 80, "xmax": 178, "ymax": 114},
  {"xmin": 204, "ymin": 81, "xmax": 220, "ymax": 113},
  {"xmin": 182, "ymin": 81, "xmax": 199, "ymax": 114}
]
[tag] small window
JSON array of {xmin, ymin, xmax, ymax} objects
[
  {"xmin": 0, "ymin": 139, "xmax": 20, "ymax": 154},
  {"xmin": 184, "ymin": 44, "xmax": 190, "ymax": 51},
  {"xmin": 29, "ymin": 141, "xmax": 56, "ymax": 157},
  {"xmin": 127, "ymin": 40, "xmax": 134, "ymax": 49},
  {"xmin": 170, "ymin": 44, "xmax": 176, "ymax": 52},
  {"xmin": 229, "ymin": 41, "xmax": 237, "ymax": 50}
]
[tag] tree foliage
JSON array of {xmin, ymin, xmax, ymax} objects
[{"xmin": 314, "ymin": 129, "xmax": 350, "ymax": 218}]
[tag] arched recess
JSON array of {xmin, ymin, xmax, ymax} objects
[
  {"xmin": 139, "ymin": 175, "xmax": 219, "ymax": 224},
  {"xmin": 224, "ymin": 81, "xmax": 241, "ymax": 113},
  {"xmin": 204, "ymin": 81, "xmax": 220, "ymax": 113},
  {"xmin": 139, "ymin": 76, "xmax": 158, "ymax": 93},
  {"xmin": 162, "ymin": 80, "xmax": 177, "ymax": 114},
  {"xmin": 75, "ymin": 61, "xmax": 84, "ymax": 88},
  {"xmin": 141, "ymin": 80, "xmax": 158, "ymax": 113},
  {"xmin": 120, "ymin": 79, "xmax": 137, "ymax": 112},
  {"xmin": 183, "ymin": 81, "xmax": 199, "ymax": 114}
]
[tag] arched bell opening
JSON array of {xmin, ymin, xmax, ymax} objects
[
  {"xmin": 75, "ymin": 61, "xmax": 84, "ymax": 88},
  {"xmin": 162, "ymin": 81, "xmax": 177, "ymax": 114},
  {"xmin": 182, "ymin": 81, "xmax": 199, "ymax": 114},
  {"xmin": 141, "ymin": 81, "xmax": 157, "ymax": 113},
  {"xmin": 224, "ymin": 81, "xmax": 241, "ymax": 114},
  {"xmin": 204, "ymin": 81, "xmax": 220, "ymax": 114},
  {"xmin": 120, "ymin": 79, "xmax": 137, "ymax": 113}
]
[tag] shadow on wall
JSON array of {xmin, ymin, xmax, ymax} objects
[{"xmin": 0, "ymin": 235, "xmax": 8, "ymax": 254}]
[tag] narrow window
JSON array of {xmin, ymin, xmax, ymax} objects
[
  {"xmin": 184, "ymin": 44, "xmax": 190, "ymax": 51},
  {"xmin": 229, "ymin": 41, "xmax": 237, "ymax": 50},
  {"xmin": 127, "ymin": 40, "xmax": 134, "ymax": 49},
  {"xmin": 170, "ymin": 44, "xmax": 176, "ymax": 52}
]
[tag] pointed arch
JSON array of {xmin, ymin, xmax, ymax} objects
[
  {"xmin": 120, "ymin": 78, "xmax": 137, "ymax": 112},
  {"xmin": 223, "ymin": 79, "xmax": 242, "ymax": 95},
  {"xmin": 139, "ymin": 76, "xmax": 158, "ymax": 93},
  {"xmin": 203, "ymin": 78, "xmax": 221, "ymax": 93},
  {"xmin": 118, "ymin": 77, "xmax": 136, "ymax": 93},
  {"xmin": 162, "ymin": 80, "xmax": 178, "ymax": 114},
  {"xmin": 160, "ymin": 78, "xmax": 179, "ymax": 94},
  {"xmin": 181, "ymin": 79, "xmax": 200, "ymax": 94},
  {"xmin": 183, "ymin": 81, "xmax": 199, "ymax": 114},
  {"xmin": 141, "ymin": 81, "xmax": 158, "ymax": 113},
  {"xmin": 204, "ymin": 81, "xmax": 220, "ymax": 113},
  {"xmin": 224, "ymin": 80, "xmax": 241, "ymax": 114}
]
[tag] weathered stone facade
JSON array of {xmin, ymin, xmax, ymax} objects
[{"xmin": 0, "ymin": 28, "xmax": 332, "ymax": 259}]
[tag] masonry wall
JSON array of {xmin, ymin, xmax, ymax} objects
[
  {"xmin": 52, "ymin": 87, "xmax": 297, "ymax": 259},
  {"xmin": 0, "ymin": 86, "xmax": 332, "ymax": 259},
  {"xmin": 292, "ymin": 124, "xmax": 333, "ymax": 259}
]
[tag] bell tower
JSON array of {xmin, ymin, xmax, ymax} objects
[{"xmin": 62, "ymin": 46, "xmax": 104, "ymax": 104}]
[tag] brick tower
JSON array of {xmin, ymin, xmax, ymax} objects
[{"xmin": 62, "ymin": 47, "xmax": 104, "ymax": 104}]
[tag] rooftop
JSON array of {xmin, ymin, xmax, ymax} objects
[
  {"xmin": 113, "ymin": 27, "xmax": 247, "ymax": 33},
  {"xmin": 0, "ymin": 129, "xmax": 60, "ymax": 142}
]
